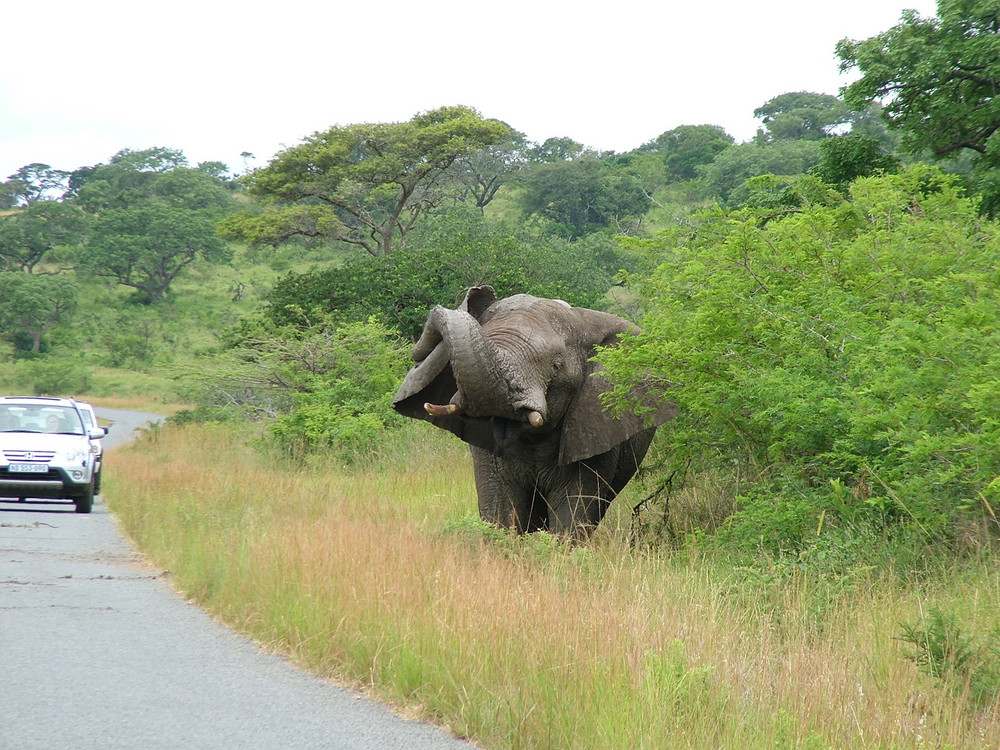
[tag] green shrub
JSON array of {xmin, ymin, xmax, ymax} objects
[
  {"xmin": 603, "ymin": 165, "xmax": 1000, "ymax": 549},
  {"xmin": 177, "ymin": 315, "xmax": 408, "ymax": 461},
  {"xmin": 899, "ymin": 608, "xmax": 1000, "ymax": 708},
  {"xmin": 18, "ymin": 356, "xmax": 92, "ymax": 396},
  {"xmin": 261, "ymin": 318, "xmax": 408, "ymax": 460},
  {"xmin": 270, "ymin": 399, "xmax": 402, "ymax": 461},
  {"xmin": 87, "ymin": 309, "xmax": 161, "ymax": 368}
]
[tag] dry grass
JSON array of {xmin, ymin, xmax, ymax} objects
[{"xmin": 105, "ymin": 422, "xmax": 1000, "ymax": 749}]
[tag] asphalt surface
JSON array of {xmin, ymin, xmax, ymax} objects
[{"xmin": 0, "ymin": 407, "xmax": 473, "ymax": 750}]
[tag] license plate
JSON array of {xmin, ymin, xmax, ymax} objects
[{"xmin": 8, "ymin": 463, "xmax": 48, "ymax": 473}]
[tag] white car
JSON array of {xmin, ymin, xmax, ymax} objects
[
  {"xmin": 74, "ymin": 401, "xmax": 108, "ymax": 493},
  {"xmin": 0, "ymin": 396, "xmax": 106, "ymax": 513}
]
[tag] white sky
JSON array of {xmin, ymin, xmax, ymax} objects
[{"xmin": 1, "ymin": 0, "xmax": 941, "ymax": 180}]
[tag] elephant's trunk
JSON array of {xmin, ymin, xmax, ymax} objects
[{"xmin": 416, "ymin": 306, "xmax": 518, "ymax": 419}]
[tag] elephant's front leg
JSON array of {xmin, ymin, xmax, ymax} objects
[
  {"xmin": 546, "ymin": 455, "xmax": 619, "ymax": 538},
  {"xmin": 470, "ymin": 446, "xmax": 545, "ymax": 533}
]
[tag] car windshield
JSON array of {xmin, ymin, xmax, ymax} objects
[{"xmin": 0, "ymin": 405, "xmax": 85, "ymax": 435}]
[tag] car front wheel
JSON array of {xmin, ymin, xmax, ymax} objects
[{"xmin": 74, "ymin": 483, "xmax": 95, "ymax": 514}]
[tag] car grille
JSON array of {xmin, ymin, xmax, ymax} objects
[
  {"xmin": 3, "ymin": 450, "xmax": 56, "ymax": 463},
  {"xmin": 0, "ymin": 468, "xmax": 61, "ymax": 480}
]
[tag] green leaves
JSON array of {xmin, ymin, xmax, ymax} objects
[
  {"xmin": 247, "ymin": 317, "xmax": 409, "ymax": 459},
  {"xmin": 516, "ymin": 155, "xmax": 651, "ymax": 236},
  {"xmin": 838, "ymin": 1, "xmax": 1000, "ymax": 162},
  {"xmin": 602, "ymin": 166, "xmax": 1000, "ymax": 545},
  {"xmin": 0, "ymin": 201, "xmax": 89, "ymax": 272},
  {"xmin": 0, "ymin": 271, "xmax": 79, "ymax": 352},
  {"xmin": 236, "ymin": 106, "xmax": 513, "ymax": 256},
  {"xmin": 258, "ymin": 207, "xmax": 630, "ymax": 341},
  {"xmin": 82, "ymin": 202, "xmax": 232, "ymax": 303}
]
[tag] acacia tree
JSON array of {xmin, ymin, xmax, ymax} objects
[
  {"xmin": 526, "ymin": 137, "xmax": 588, "ymax": 163},
  {"xmin": 221, "ymin": 106, "xmax": 512, "ymax": 256},
  {"xmin": 449, "ymin": 128, "xmax": 529, "ymax": 210},
  {"xmin": 0, "ymin": 164, "xmax": 70, "ymax": 207},
  {"xmin": 68, "ymin": 147, "xmax": 227, "ymax": 211}
]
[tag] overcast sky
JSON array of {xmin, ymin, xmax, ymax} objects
[{"xmin": 2, "ymin": 0, "xmax": 941, "ymax": 180}]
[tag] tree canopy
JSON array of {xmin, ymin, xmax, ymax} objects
[
  {"xmin": 70, "ymin": 148, "xmax": 232, "ymax": 212},
  {"xmin": 450, "ymin": 127, "xmax": 528, "ymax": 210},
  {"xmin": 698, "ymin": 140, "xmax": 823, "ymax": 205},
  {"xmin": 257, "ymin": 207, "xmax": 630, "ymax": 340},
  {"xmin": 641, "ymin": 124, "xmax": 735, "ymax": 181},
  {"xmin": 0, "ymin": 201, "xmax": 89, "ymax": 273},
  {"xmin": 0, "ymin": 164, "xmax": 70, "ymax": 207},
  {"xmin": 223, "ymin": 105, "xmax": 512, "ymax": 256},
  {"xmin": 837, "ymin": 1, "xmax": 1000, "ymax": 162},
  {"xmin": 81, "ymin": 202, "xmax": 232, "ymax": 303},
  {"xmin": 754, "ymin": 92, "xmax": 855, "ymax": 142},
  {"xmin": 517, "ymin": 155, "xmax": 650, "ymax": 236},
  {"xmin": 0, "ymin": 271, "xmax": 78, "ymax": 352},
  {"xmin": 809, "ymin": 134, "xmax": 901, "ymax": 188}
]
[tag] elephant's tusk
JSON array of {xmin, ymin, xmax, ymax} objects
[
  {"xmin": 424, "ymin": 402, "xmax": 461, "ymax": 417},
  {"xmin": 527, "ymin": 411, "xmax": 544, "ymax": 428}
]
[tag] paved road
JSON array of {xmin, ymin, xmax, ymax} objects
[{"xmin": 1, "ymin": 408, "xmax": 473, "ymax": 749}]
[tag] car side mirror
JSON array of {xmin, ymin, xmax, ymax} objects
[{"xmin": 89, "ymin": 427, "xmax": 108, "ymax": 439}]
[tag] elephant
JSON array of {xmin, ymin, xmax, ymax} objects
[{"xmin": 392, "ymin": 286, "xmax": 677, "ymax": 537}]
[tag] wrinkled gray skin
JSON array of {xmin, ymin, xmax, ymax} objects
[{"xmin": 392, "ymin": 286, "xmax": 677, "ymax": 538}]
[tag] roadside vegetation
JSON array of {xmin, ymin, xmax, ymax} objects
[
  {"xmin": 2, "ymin": 2, "xmax": 999, "ymax": 746},
  {"xmin": 105, "ymin": 421, "xmax": 1000, "ymax": 749}
]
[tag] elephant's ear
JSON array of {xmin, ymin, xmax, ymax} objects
[
  {"xmin": 461, "ymin": 285, "xmax": 497, "ymax": 319},
  {"xmin": 391, "ymin": 343, "xmax": 456, "ymax": 419},
  {"xmin": 558, "ymin": 311, "xmax": 678, "ymax": 465}
]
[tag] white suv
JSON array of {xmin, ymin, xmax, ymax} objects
[{"xmin": 0, "ymin": 396, "xmax": 106, "ymax": 513}]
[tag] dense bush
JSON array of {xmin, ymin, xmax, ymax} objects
[
  {"xmin": 178, "ymin": 316, "xmax": 409, "ymax": 460},
  {"xmin": 265, "ymin": 318, "xmax": 409, "ymax": 459},
  {"xmin": 603, "ymin": 165, "xmax": 1000, "ymax": 551},
  {"xmin": 261, "ymin": 209, "xmax": 631, "ymax": 340}
]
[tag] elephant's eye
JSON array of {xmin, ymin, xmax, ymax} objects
[{"xmin": 552, "ymin": 358, "xmax": 563, "ymax": 372}]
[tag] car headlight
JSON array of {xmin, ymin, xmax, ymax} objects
[{"xmin": 63, "ymin": 447, "xmax": 90, "ymax": 463}]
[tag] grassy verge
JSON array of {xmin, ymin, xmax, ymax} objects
[{"xmin": 105, "ymin": 421, "xmax": 1000, "ymax": 749}]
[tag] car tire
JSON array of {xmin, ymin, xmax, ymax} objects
[
  {"xmin": 74, "ymin": 483, "xmax": 95, "ymax": 514},
  {"xmin": 94, "ymin": 469, "xmax": 102, "ymax": 494}
]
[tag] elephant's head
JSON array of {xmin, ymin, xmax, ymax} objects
[{"xmin": 392, "ymin": 287, "xmax": 676, "ymax": 464}]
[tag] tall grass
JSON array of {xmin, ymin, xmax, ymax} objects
[{"xmin": 105, "ymin": 422, "xmax": 1000, "ymax": 749}]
